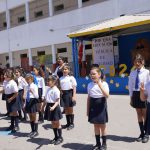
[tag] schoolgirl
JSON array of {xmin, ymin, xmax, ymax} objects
[
  {"xmin": 24, "ymin": 73, "xmax": 39, "ymax": 138},
  {"xmin": 87, "ymin": 66, "xmax": 109, "ymax": 150},
  {"xmin": 33, "ymin": 66, "xmax": 46, "ymax": 123},
  {"xmin": 3, "ymin": 69, "xmax": 20, "ymax": 133},
  {"xmin": 128, "ymin": 54, "xmax": 149, "ymax": 143},
  {"xmin": 59, "ymin": 64, "xmax": 77, "ymax": 130},
  {"xmin": 15, "ymin": 68, "xmax": 28, "ymax": 121},
  {"xmin": 1, "ymin": 72, "xmax": 9, "ymax": 116},
  {"xmin": 42, "ymin": 75, "xmax": 63, "ymax": 145}
]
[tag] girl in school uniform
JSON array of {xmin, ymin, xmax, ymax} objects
[
  {"xmin": 128, "ymin": 54, "xmax": 149, "ymax": 143},
  {"xmin": 1, "ymin": 72, "xmax": 9, "ymax": 116},
  {"xmin": 24, "ymin": 74, "xmax": 39, "ymax": 138},
  {"xmin": 59, "ymin": 64, "xmax": 77, "ymax": 130},
  {"xmin": 33, "ymin": 66, "xmax": 46, "ymax": 123},
  {"xmin": 2, "ymin": 69, "xmax": 20, "ymax": 133},
  {"xmin": 15, "ymin": 68, "xmax": 28, "ymax": 121},
  {"xmin": 87, "ymin": 66, "xmax": 109, "ymax": 150},
  {"xmin": 42, "ymin": 75, "xmax": 63, "ymax": 145},
  {"xmin": 140, "ymin": 82, "xmax": 150, "ymax": 143}
]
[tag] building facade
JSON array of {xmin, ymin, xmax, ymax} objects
[{"xmin": 0, "ymin": 0, "xmax": 150, "ymax": 70}]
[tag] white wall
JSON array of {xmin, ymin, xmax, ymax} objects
[{"xmin": 0, "ymin": 0, "xmax": 150, "ymax": 67}]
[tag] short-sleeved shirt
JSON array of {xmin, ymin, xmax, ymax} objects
[
  {"xmin": 17, "ymin": 76, "xmax": 28, "ymax": 90},
  {"xmin": 45, "ymin": 86, "xmax": 60, "ymax": 103},
  {"xmin": 128, "ymin": 67, "xmax": 150, "ymax": 97},
  {"xmin": 144, "ymin": 82, "xmax": 150, "ymax": 103},
  {"xmin": 87, "ymin": 81, "xmax": 109, "ymax": 98},
  {"xmin": 4, "ymin": 79, "xmax": 18, "ymax": 95},
  {"xmin": 60, "ymin": 75, "xmax": 77, "ymax": 90},
  {"xmin": 25, "ymin": 82, "xmax": 39, "ymax": 99}
]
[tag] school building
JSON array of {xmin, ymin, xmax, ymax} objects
[{"xmin": 0, "ymin": 0, "xmax": 150, "ymax": 93}]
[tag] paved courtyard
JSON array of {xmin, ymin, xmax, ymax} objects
[{"xmin": 0, "ymin": 93, "xmax": 150, "ymax": 150}]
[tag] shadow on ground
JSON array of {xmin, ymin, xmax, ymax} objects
[
  {"xmin": 108, "ymin": 134, "xmax": 136, "ymax": 143},
  {"xmin": 62, "ymin": 143, "xmax": 93, "ymax": 150},
  {"xmin": 42, "ymin": 123, "xmax": 52, "ymax": 130},
  {"xmin": 27, "ymin": 138, "xmax": 50, "ymax": 149}
]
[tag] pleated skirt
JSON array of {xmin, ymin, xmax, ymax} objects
[
  {"xmin": 88, "ymin": 97, "xmax": 108, "ymax": 124},
  {"xmin": 131, "ymin": 91, "xmax": 147, "ymax": 108},
  {"xmin": 44, "ymin": 103, "xmax": 62, "ymax": 121},
  {"xmin": 62, "ymin": 89, "xmax": 74, "ymax": 107},
  {"xmin": 25, "ymin": 98, "xmax": 38, "ymax": 113},
  {"xmin": 5, "ymin": 93, "xmax": 20, "ymax": 112}
]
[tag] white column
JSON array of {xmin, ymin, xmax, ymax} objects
[
  {"xmin": 25, "ymin": 2, "xmax": 30, "ymax": 23},
  {"xmin": 28, "ymin": 48, "xmax": 32, "ymax": 66},
  {"xmin": 78, "ymin": 0, "xmax": 82, "ymax": 8},
  {"xmin": 5, "ymin": 0, "xmax": 13, "ymax": 67},
  {"xmin": 5, "ymin": 5, "xmax": 10, "ymax": 29},
  {"xmin": 52, "ymin": 44, "xmax": 56, "ymax": 64},
  {"xmin": 9, "ymin": 52, "xmax": 13, "ymax": 68},
  {"xmin": 25, "ymin": 2, "xmax": 32, "ymax": 66},
  {"xmin": 48, "ymin": 0, "xmax": 53, "ymax": 17}
]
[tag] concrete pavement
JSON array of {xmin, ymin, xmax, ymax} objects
[{"xmin": 0, "ymin": 94, "xmax": 150, "ymax": 150}]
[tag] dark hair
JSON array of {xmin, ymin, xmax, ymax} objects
[
  {"xmin": 90, "ymin": 66, "xmax": 105, "ymax": 80},
  {"xmin": 57, "ymin": 56, "xmax": 65, "ymax": 62},
  {"xmin": 33, "ymin": 65, "xmax": 45, "ymax": 77},
  {"xmin": 48, "ymin": 75, "xmax": 60, "ymax": 87}
]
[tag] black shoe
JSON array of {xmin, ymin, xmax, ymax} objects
[
  {"xmin": 11, "ymin": 129, "xmax": 16, "ymax": 133},
  {"xmin": 30, "ymin": 131, "xmax": 39, "ymax": 138},
  {"xmin": 92, "ymin": 144, "xmax": 100, "ymax": 150},
  {"xmin": 54, "ymin": 137, "xmax": 63, "ymax": 145},
  {"xmin": 100, "ymin": 144, "xmax": 107, "ymax": 150},
  {"xmin": 142, "ymin": 135, "xmax": 149, "ymax": 143},
  {"xmin": 67, "ymin": 124, "xmax": 74, "ymax": 130},
  {"xmin": 62, "ymin": 124, "xmax": 69, "ymax": 129},
  {"xmin": 5, "ymin": 126, "xmax": 13, "ymax": 131},
  {"xmin": 49, "ymin": 138, "xmax": 57, "ymax": 144},
  {"xmin": 27, "ymin": 132, "xmax": 34, "ymax": 137},
  {"xmin": 136, "ymin": 134, "xmax": 143, "ymax": 142},
  {"xmin": 15, "ymin": 126, "xmax": 20, "ymax": 131},
  {"xmin": 4, "ymin": 112, "xmax": 9, "ymax": 116}
]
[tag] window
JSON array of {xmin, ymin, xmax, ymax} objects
[
  {"xmin": 20, "ymin": 54, "xmax": 27, "ymax": 58},
  {"xmin": 6, "ymin": 56, "xmax": 9, "ymax": 61},
  {"xmin": 18, "ymin": 16, "xmax": 25, "ymax": 23},
  {"xmin": 82, "ymin": 0, "xmax": 90, "ymax": 2},
  {"xmin": 37, "ymin": 51, "xmax": 45, "ymax": 56},
  {"xmin": 57, "ymin": 48, "xmax": 67, "ymax": 53},
  {"xmin": 3, "ymin": 22, "xmax": 7, "ymax": 27},
  {"xmin": 85, "ymin": 44, "xmax": 92, "ymax": 50},
  {"xmin": 35, "ymin": 11, "xmax": 43, "ymax": 18},
  {"xmin": 54, "ymin": 4, "xmax": 64, "ymax": 11}
]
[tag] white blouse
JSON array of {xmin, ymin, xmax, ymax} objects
[
  {"xmin": 87, "ymin": 81, "xmax": 109, "ymax": 98},
  {"xmin": 60, "ymin": 75, "xmax": 77, "ymax": 90},
  {"xmin": 25, "ymin": 82, "xmax": 39, "ymax": 99},
  {"xmin": 128, "ymin": 67, "xmax": 150, "ymax": 97},
  {"xmin": 17, "ymin": 76, "xmax": 28, "ymax": 90},
  {"xmin": 45, "ymin": 86, "xmax": 60, "ymax": 103},
  {"xmin": 4, "ymin": 80, "xmax": 18, "ymax": 95}
]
